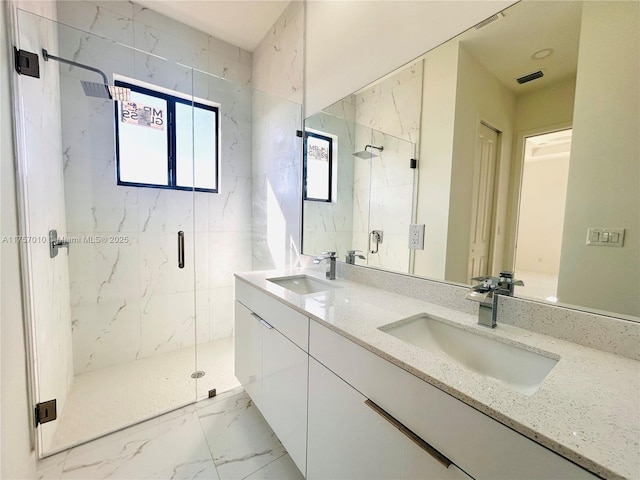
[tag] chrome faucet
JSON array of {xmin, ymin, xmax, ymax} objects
[
  {"xmin": 313, "ymin": 251, "xmax": 337, "ymax": 280},
  {"xmin": 345, "ymin": 250, "xmax": 365, "ymax": 265},
  {"xmin": 465, "ymin": 271, "xmax": 524, "ymax": 328}
]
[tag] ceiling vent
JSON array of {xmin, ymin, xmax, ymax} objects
[
  {"xmin": 474, "ymin": 12, "xmax": 505, "ymax": 30},
  {"xmin": 516, "ymin": 70, "xmax": 544, "ymax": 84}
]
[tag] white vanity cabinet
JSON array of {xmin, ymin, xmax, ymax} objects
[
  {"xmin": 309, "ymin": 320, "xmax": 599, "ymax": 480},
  {"xmin": 234, "ymin": 280, "xmax": 308, "ymax": 475},
  {"xmin": 235, "ymin": 276, "xmax": 601, "ymax": 480},
  {"xmin": 307, "ymin": 356, "xmax": 473, "ymax": 480}
]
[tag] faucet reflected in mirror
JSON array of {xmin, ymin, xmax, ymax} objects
[
  {"xmin": 302, "ymin": 0, "xmax": 639, "ymax": 320},
  {"xmin": 345, "ymin": 250, "xmax": 366, "ymax": 265}
]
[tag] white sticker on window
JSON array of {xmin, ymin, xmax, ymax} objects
[{"xmin": 121, "ymin": 102, "xmax": 165, "ymax": 130}]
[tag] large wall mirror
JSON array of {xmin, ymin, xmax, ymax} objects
[{"xmin": 302, "ymin": 0, "xmax": 639, "ymax": 320}]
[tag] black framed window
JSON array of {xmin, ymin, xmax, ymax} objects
[
  {"xmin": 115, "ymin": 80, "xmax": 219, "ymax": 193},
  {"xmin": 304, "ymin": 131, "xmax": 333, "ymax": 202}
]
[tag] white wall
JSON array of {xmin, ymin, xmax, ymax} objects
[
  {"xmin": 515, "ymin": 153, "xmax": 570, "ymax": 274},
  {"xmin": 446, "ymin": 44, "xmax": 516, "ymax": 284},
  {"xmin": 414, "ymin": 41, "xmax": 460, "ymax": 280},
  {"xmin": 305, "ymin": 0, "xmax": 517, "ymax": 115},
  {"xmin": 505, "ymin": 78, "xmax": 576, "ymax": 268},
  {"xmin": 1, "ymin": 3, "xmax": 37, "ymax": 477},
  {"xmin": 251, "ymin": 1, "xmax": 304, "ymax": 271},
  {"xmin": 557, "ymin": 1, "xmax": 639, "ymax": 317}
]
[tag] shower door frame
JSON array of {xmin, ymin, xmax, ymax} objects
[{"xmin": 6, "ymin": 3, "xmax": 206, "ymax": 458}]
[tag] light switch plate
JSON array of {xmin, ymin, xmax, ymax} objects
[
  {"xmin": 408, "ymin": 224, "xmax": 425, "ymax": 250},
  {"xmin": 586, "ymin": 228, "xmax": 625, "ymax": 247}
]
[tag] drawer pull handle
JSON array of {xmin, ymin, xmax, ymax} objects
[
  {"xmin": 364, "ymin": 399, "xmax": 452, "ymax": 469},
  {"xmin": 251, "ymin": 312, "xmax": 274, "ymax": 330}
]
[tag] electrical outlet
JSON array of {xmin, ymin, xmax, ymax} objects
[{"xmin": 408, "ymin": 224, "xmax": 425, "ymax": 250}]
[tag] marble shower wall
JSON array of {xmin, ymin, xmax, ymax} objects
[
  {"xmin": 350, "ymin": 61, "xmax": 422, "ymax": 273},
  {"xmin": 251, "ymin": 1, "xmax": 305, "ymax": 271},
  {"xmin": 301, "ymin": 61, "xmax": 421, "ymax": 271},
  {"xmin": 351, "ymin": 128, "xmax": 416, "ymax": 273},
  {"xmin": 303, "ymin": 111, "xmax": 356, "ymax": 258},
  {"xmin": 55, "ymin": 1, "xmax": 253, "ymax": 374},
  {"xmin": 14, "ymin": 4, "xmax": 74, "ymax": 454},
  {"xmin": 354, "ymin": 60, "xmax": 424, "ymax": 145}
]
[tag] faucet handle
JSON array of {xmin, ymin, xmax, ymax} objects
[
  {"xmin": 471, "ymin": 275, "xmax": 492, "ymax": 282},
  {"xmin": 499, "ymin": 271, "xmax": 524, "ymax": 286},
  {"xmin": 321, "ymin": 251, "xmax": 337, "ymax": 258}
]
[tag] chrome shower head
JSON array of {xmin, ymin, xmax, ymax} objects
[
  {"xmin": 44, "ymin": 49, "xmax": 130, "ymax": 101},
  {"xmin": 353, "ymin": 144, "xmax": 384, "ymax": 159},
  {"xmin": 353, "ymin": 150, "xmax": 376, "ymax": 159},
  {"xmin": 80, "ymin": 81, "xmax": 131, "ymax": 101}
]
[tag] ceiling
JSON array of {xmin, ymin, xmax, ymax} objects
[
  {"xmin": 457, "ymin": 1, "xmax": 583, "ymax": 94},
  {"xmin": 134, "ymin": 0, "xmax": 291, "ymax": 52}
]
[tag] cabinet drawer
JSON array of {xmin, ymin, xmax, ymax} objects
[
  {"xmin": 308, "ymin": 357, "xmax": 472, "ymax": 480},
  {"xmin": 309, "ymin": 320, "xmax": 597, "ymax": 480},
  {"xmin": 236, "ymin": 278, "xmax": 309, "ymax": 351}
]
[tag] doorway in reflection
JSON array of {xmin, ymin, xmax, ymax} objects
[{"xmin": 514, "ymin": 129, "xmax": 572, "ymax": 302}]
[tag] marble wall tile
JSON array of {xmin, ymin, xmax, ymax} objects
[
  {"xmin": 210, "ymin": 286, "xmax": 235, "ymax": 340},
  {"xmin": 139, "ymin": 291, "xmax": 197, "ymax": 358},
  {"xmin": 303, "ymin": 111, "xmax": 356, "ymax": 257},
  {"xmin": 55, "ymin": 1, "xmax": 253, "ymax": 374},
  {"xmin": 354, "ymin": 60, "xmax": 423, "ymax": 144},
  {"xmin": 251, "ymin": 1, "xmax": 304, "ymax": 271},
  {"xmin": 209, "ymin": 176, "xmax": 252, "ymax": 233},
  {"xmin": 251, "ymin": 94, "xmax": 303, "ymax": 271},
  {"xmin": 68, "ymin": 232, "xmax": 140, "ymax": 304},
  {"xmin": 71, "ymin": 299, "xmax": 141, "ymax": 373},
  {"xmin": 209, "ymin": 231, "xmax": 252, "ymax": 288},
  {"xmin": 252, "ymin": 1, "xmax": 304, "ymax": 104},
  {"xmin": 56, "ymin": 1, "xmax": 134, "ymax": 45}
]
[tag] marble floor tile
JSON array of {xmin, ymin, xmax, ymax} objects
[
  {"xmin": 244, "ymin": 454, "xmax": 304, "ymax": 480},
  {"xmin": 197, "ymin": 393, "xmax": 287, "ymax": 480},
  {"xmin": 51, "ymin": 336, "xmax": 239, "ymax": 451},
  {"xmin": 60, "ymin": 412, "xmax": 218, "ymax": 480},
  {"xmin": 35, "ymin": 389, "xmax": 303, "ymax": 480}
]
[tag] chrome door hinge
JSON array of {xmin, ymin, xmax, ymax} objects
[
  {"xmin": 14, "ymin": 48, "xmax": 40, "ymax": 78},
  {"xmin": 35, "ymin": 399, "xmax": 57, "ymax": 426}
]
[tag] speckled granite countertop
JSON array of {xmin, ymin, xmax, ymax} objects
[{"xmin": 235, "ymin": 268, "xmax": 640, "ymax": 480}]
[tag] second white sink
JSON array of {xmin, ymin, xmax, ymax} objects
[
  {"xmin": 267, "ymin": 275, "xmax": 340, "ymax": 295},
  {"xmin": 379, "ymin": 314, "xmax": 558, "ymax": 395}
]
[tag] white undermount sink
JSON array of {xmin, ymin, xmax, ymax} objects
[
  {"xmin": 379, "ymin": 314, "xmax": 558, "ymax": 395},
  {"xmin": 267, "ymin": 275, "xmax": 340, "ymax": 295}
]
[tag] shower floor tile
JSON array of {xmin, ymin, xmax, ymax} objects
[
  {"xmin": 37, "ymin": 390, "xmax": 304, "ymax": 480},
  {"xmin": 50, "ymin": 336, "xmax": 240, "ymax": 452}
]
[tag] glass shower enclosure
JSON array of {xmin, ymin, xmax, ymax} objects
[
  {"xmin": 303, "ymin": 110, "xmax": 418, "ymax": 274},
  {"xmin": 13, "ymin": 9, "xmax": 247, "ymax": 455}
]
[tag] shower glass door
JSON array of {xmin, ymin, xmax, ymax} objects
[
  {"xmin": 15, "ymin": 10, "xmax": 201, "ymax": 455},
  {"xmin": 351, "ymin": 126, "xmax": 417, "ymax": 273}
]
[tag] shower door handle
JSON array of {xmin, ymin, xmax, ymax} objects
[{"xmin": 178, "ymin": 231, "xmax": 185, "ymax": 269}]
